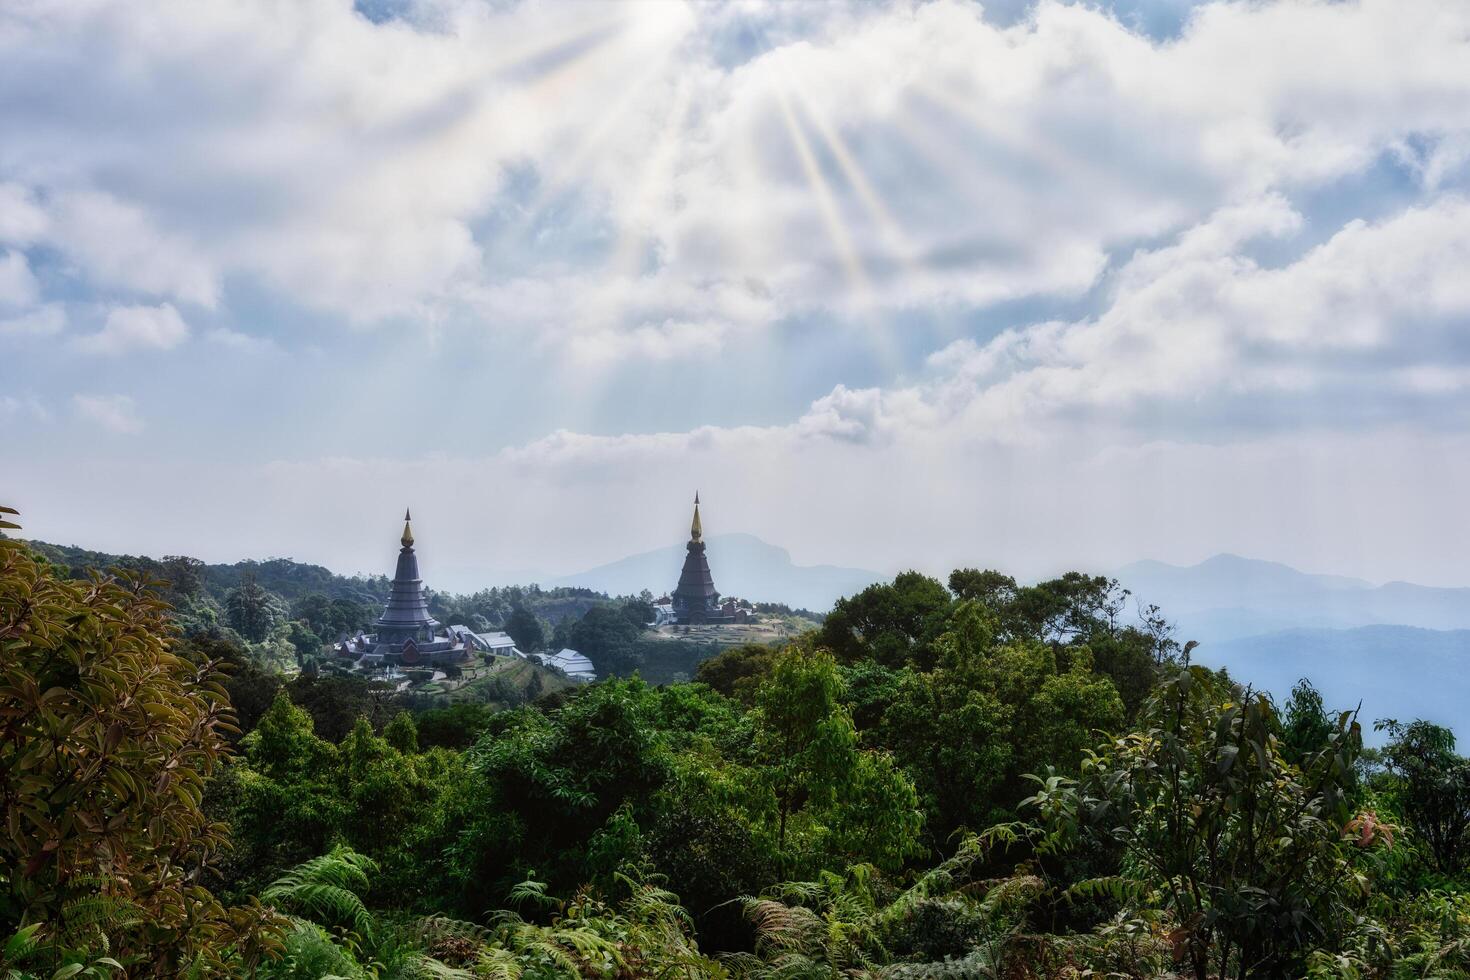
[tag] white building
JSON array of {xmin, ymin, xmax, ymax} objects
[{"xmin": 536, "ymin": 647, "xmax": 597, "ymax": 683}]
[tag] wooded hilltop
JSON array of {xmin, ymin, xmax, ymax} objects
[{"xmin": 3, "ymin": 504, "xmax": 1468, "ymax": 979}]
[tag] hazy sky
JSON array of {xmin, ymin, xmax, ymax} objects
[{"xmin": 4, "ymin": 0, "xmax": 1470, "ymax": 591}]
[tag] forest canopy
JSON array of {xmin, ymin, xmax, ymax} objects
[{"xmin": 3, "ymin": 507, "xmax": 1469, "ymax": 978}]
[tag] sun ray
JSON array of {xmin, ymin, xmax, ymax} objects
[
  {"xmin": 770, "ymin": 77, "xmax": 874, "ymax": 312},
  {"xmin": 605, "ymin": 81, "xmax": 693, "ymax": 279},
  {"xmin": 782, "ymin": 70, "xmax": 920, "ymax": 276},
  {"xmin": 480, "ymin": 14, "xmax": 631, "ymax": 85},
  {"xmin": 906, "ymin": 80, "xmax": 1132, "ymax": 201},
  {"xmin": 480, "ymin": 33, "xmax": 684, "ymax": 270}
]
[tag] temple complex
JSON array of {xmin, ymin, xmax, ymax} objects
[
  {"xmin": 671, "ymin": 494, "xmax": 746, "ymax": 625},
  {"xmin": 334, "ymin": 510, "xmax": 514, "ymax": 669}
]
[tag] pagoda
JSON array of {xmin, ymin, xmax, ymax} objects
[
  {"xmin": 374, "ymin": 509, "xmax": 440, "ymax": 647},
  {"xmin": 333, "ymin": 510, "xmax": 516, "ymax": 668},
  {"xmin": 671, "ymin": 493, "xmax": 736, "ymax": 625}
]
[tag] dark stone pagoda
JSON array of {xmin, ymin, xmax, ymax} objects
[
  {"xmin": 334, "ymin": 510, "xmax": 510, "ymax": 669},
  {"xmin": 672, "ymin": 493, "xmax": 736, "ymax": 625}
]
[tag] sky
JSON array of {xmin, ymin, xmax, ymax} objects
[{"xmin": 4, "ymin": 0, "xmax": 1470, "ymax": 592}]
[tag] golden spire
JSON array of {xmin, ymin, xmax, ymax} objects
[
  {"xmin": 401, "ymin": 508, "xmax": 414, "ymax": 548},
  {"xmin": 690, "ymin": 492, "xmax": 702, "ymax": 542}
]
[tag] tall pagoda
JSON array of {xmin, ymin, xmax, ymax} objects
[
  {"xmin": 671, "ymin": 493, "xmax": 735, "ymax": 625},
  {"xmin": 374, "ymin": 509, "xmax": 440, "ymax": 647},
  {"xmin": 333, "ymin": 510, "xmax": 517, "ymax": 668}
]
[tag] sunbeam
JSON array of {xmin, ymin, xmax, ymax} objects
[
  {"xmin": 478, "ymin": 17, "xmax": 689, "ymax": 276},
  {"xmin": 782, "ymin": 70, "xmax": 920, "ymax": 278},
  {"xmin": 770, "ymin": 77, "xmax": 875, "ymax": 313}
]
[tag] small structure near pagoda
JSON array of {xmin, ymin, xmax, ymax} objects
[{"xmin": 334, "ymin": 510, "xmax": 516, "ymax": 669}]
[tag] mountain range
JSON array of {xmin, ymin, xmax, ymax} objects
[
  {"xmin": 550, "ymin": 533, "xmax": 881, "ymax": 613},
  {"xmin": 1117, "ymin": 553, "xmax": 1470, "ymax": 641},
  {"xmin": 1116, "ymin": 555, "xmax": 1470, "ymax": 743}
]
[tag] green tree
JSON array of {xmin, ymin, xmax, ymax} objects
[
  {"xmin": 570, "ymin": 604, "xmax": 644, "ymax": 677},
  {"xmin": 285, "ymin": 674, "xmax": 392, "ymax": 742},
  {"xmin": 226, "ymin": 573, "xmax": 285, "ymax": 642},
  {"xmin": 451, "ymin": 679, "xmax": 674, "ymax": 908},
  {"xmin": 183, "ymin": 628, "xmax": 280, "ymax": 739},
  {"xmin": 621, "ymin": 596, "xmax": 654, "ymax": 628},
  {"xmin": 383, "ymin": 710, "xmax": 419, "ymax": 754},
  {"xmin": 0, "ymin": 512, "xmax": 279, "ymax": 973},
  {"xmin": 693, "ymin": 643, "xmax": 777, "ymax": 704},
  {"xmin": 870, "ymin": 602, "xmax": 1125, "ymax": 846},
  {"xmin": 415, "ymin": 703, "xmax": 495, "ymax": 750},
  {"xmin": 285, "ymin": 620, "xmax": 323, "ymax": 667},
  {"xmin": 819, "ymin": 571, "xmax": 953, "ymax": 670},
  {"xmin": 1027, "ymin": 666, "xmax": 1368, "ymax": 980},
  {"xmin": 1380, "ymin": 718, "xmax": 1470, "ymax": 874},
  {"xmin": 753, "ymin": 645, "xmax": 859, "ymax": 852},
  {"xmin": 752, "ymin": 644, "xmax": 922, "ymax": 870},
  {"xmin": 1281, "ymin": 678, "xmax": 1336, "ymax": 767},
  {"xmin": 504, "ymin": 605, "xmax": 545, "ymax": 652},
  {"xmin": 160, "ymin": 554, "xmax": 206, "ymax": 599}
]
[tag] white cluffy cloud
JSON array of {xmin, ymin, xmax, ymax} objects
[
  {"xmin": 0, "ymin": 0, "xmax": 1466, "ymax": 359},
  {"xmin": 0, "ymin": 250, "xmax": 39, "ymax": 309},
  {"xmin": 498, "ymin": 192, "xmax": 1470, "ymax": 459},
  {"xmin": 6, "ymin": 0, "xmax": 1470, "ymax": 592},
  {"xmin": 73, "ymin": 303, "xmax": 190, "ymax": 355},
  {"xmin": 0, "ymin": 305, "xmax": 64, "ymax": 337},
  {"xmin": 72, "ymin": 394, "xmax": 143, "ymax": 435}
]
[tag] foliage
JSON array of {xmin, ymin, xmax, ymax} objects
[
  {"xmin": 503, "ymin": 607, "xmax": 545, "ymax": 654},
  {"xmin": 752, "ymin": 643, "xmax": 923, "ymax": 872},
  {"xmin": 450, "ymin": 679, "xmax": 676, "ymax": 909},
  {"xmin": 819, "ymin": 571, "xmax": 953, "ymax": 670},
  {"xmin": 695, "ymin": 644, "xmax": 778, "ymax": 705},
  {"xmin": 17, "ymin": 521, "xmax": 1470, "ymax": 978},
  {"xmin": 1282, "ymin": 677, "xmax": 1338, "ymax": 767},
  {"xmin": 286, "ymin": 674, "xmax": 396, "ymax": 742},
  {"xmin": 0, "ymin": 520, "xmax": 281, "ymax": 975},
  {"xmin": 223, "ymin": 693, "xmax": 468, "ymax": 910},
  {"xmin": 1379, "ymin": 718, "xmax": 1470, "ymax": 875},
  {"xmin": 567, "ymin": 605, "xmax": 645, "ymax": 678},
  {"xmin": 868, "ymin": 601, "xmax": 1126, "ymax": 847},
  {"xmin": 1025, "ymin": 665, "xmax": 1371, "ymax": 979},
  {"xmin": 226, "ymin": 574, "xmax": 287, "ymax": 642}
]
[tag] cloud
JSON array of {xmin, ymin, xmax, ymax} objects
[
  {"xmin": 482, "ymin": 189, "xmax": 1470, "ymax": 471},
  {"xmin": 72, "ymin": 394, "xmax": 143, "ymax": 434},
  {"xmin": 933, "ymin": 193, "xmax": 1470, "ymax": 439},
  {"xmin": 8, "ymin": 0, "xmax": 1470, "ymax": 595},
  {"xmin": 205, "ymin": 327, "xmax": 277, "ymax": 353},
  {"xmin": 48, "ymin": 191, "xmax": 219, "ymax": 308},
  {"xmin": 0, "ymin": 250, "xmax": 39, "ymax": 309},
  {"xmin": 0, "ymin": 183, "xmax": 47, "ymax": 244},
  {"xmin": 73, "ymin": 303, "xmax": 190, "ymax": 355},
  {"xmin": 0, "ymin": 394, "xmax": 49, "ymax": 423},
  {"xmin": 0, "ymin": 304, "xmax": 65, "ymax": 337},
  {"xmin": 0, "ymin": 0, "xmax": 1465, "ymax": 360}
]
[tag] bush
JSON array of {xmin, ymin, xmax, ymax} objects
[{"xmin": 0, "ymin": 509, "xmax": 281, "ymax": 971}]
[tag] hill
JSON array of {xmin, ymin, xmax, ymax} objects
[
  {"xmin": 1119, "ymin": 553, "xmax": 1470, "ymax": 641},
  {"xmin": 551, "ymin": 532, "xmax": 880, "ymax": 613},
  {"xmin": 1196, "ymin": 625, "xmax": 1470, "ymax": 745}
]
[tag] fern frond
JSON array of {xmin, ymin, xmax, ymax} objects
[{"xmin": 262, "ymin": 847, "xmax": 377, "ymax": 939}]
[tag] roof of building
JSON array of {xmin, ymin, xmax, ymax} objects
[{"xmin": 541, "ymin": 648, "xmax": 596, "ymax": 679}]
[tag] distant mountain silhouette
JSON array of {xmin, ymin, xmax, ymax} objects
[
  {"xmin": 1195, "ymin": 625, "xmax": 1470, "ymax": 745},
  {"xmin": 1114, "ymin": 554, "xmax": 1470, "ymax": 742},
  {"xmin": 1118, "ymin": 553, "xmax": 1470, "ymax": 641},
  {"xmin": 549, "ymin": 533, "xmax": 881, "ymax": 613}
]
